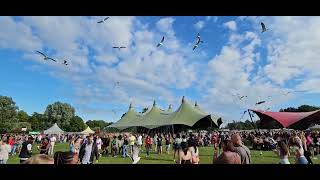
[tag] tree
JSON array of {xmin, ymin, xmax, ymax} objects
[
  {"xmin": 86, "ymin": 120, "xmax": 112, "ymax": 130},
  {"xmin": 0, "ymin": 95, "xmax": 19, "ymax": 124},
  {"xmin": 17, "ymin": 110, "xmax": 29, "ymax": 122},
  {"xmin": 29, "ymin": 112, "xmax": 48, "ymax": 131},
  {"xmin": 66, "ymin": 116, "xmax": 86, "ymax": 132},
  {"xmin": 44, "ymin": 101, "xmax": 75, "ymax": 131},
  {"xmin": 0, "ymin": 95, "xmax": 19, "ymax": 133}
]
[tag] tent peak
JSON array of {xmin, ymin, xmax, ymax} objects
[
  {"xmin": 153, "ymin": 100, "xmax": 156, "ymax": 106},
  {"xmin": 182, "ymin": 96, "xmax": 185, "ymax": 102},
  {"xmin": 195, "ymin": 101, "xmax": 198, "ymax": 106},
  {"xmin": 129, "ymin": 103, "xmax": 133, "ymax": 109}
]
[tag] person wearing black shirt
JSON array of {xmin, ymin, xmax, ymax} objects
[
  {"xmin": 123, "ymin": 135, "xmax": 130, "ymax": 158},
  {"xmin": 19, "ymin": 137, "xmax": 33, "ymax": 164},
  {"xmin": 157, "ymin": 134, "xmax": 163, "ymax": 154}
]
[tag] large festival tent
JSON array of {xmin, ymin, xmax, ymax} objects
[
  {"xmin": 250, "ymin": 109, "xmax": 320, "ymax": 130},
  {"xmin": 81, "ymin": 126, "xmax": 95, "ymax": 135},
  {"xmin": 43, "ymin": 123, "xmax": 65, "ymax": 134},
  {"xmin": 109, "ymin": 96, "xmax": 222, "ymax": 132}
]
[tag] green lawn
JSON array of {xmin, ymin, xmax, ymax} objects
[{"xmin": 7, "ymin": 143, "xmax": 320, "ymax": 164}]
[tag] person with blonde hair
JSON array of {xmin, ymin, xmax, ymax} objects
[{"xmin": 23, "ymin": 154, "xmax": 54, "ymax": 164}]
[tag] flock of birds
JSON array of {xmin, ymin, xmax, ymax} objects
[{"xmin": 33, "ymin": 17, "xmax": 279, "ymax": 118}]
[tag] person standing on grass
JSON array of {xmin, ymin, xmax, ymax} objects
[
  {"xmin": 165, "ymin": 134, "xmax": 171, "ymax": 155},
  {"xmin": 188, "ymin": 138, "xmax": 200, "ymax": 164},
  {"xmin": 173, "ymin": 134, "xmax": 182, "ymax": 163},
  {"xmin": 299, "ymin": 132, "xmax": 313, "ymax": 164},
  {"xmin": 179, "ymin": 144, "xmax": 192, "ymax": 164},
  {"xmin": 129, "ymin": 134, "xmax": 136, "ymax": 155},
  {"xmin": 130, "ymin": 143, "xmax": 141, "ymax": 164},
  {"xmin": 79, "ymin": 134, "xmax": 99, "ymax": 164},
  {"xmin": 231, "ymin": 134, "xmax": 251, "ymax": 164},
  {"xmin": 96, "ymin": 136, "xmax": 102, "ymax": 157},
  {"xmin": 19, "ymin": 137, "xmax": 33, "ymax": 164},
  {"xmin": 48, "ymin": 134, "xmax": 57, "ymax": 156},
  {"xmin": 273, "ymin": 140, "xmax": 290, "ymax": 164},
  {"xmin": 154, "ymin": 134, "xmax": 158, "ymax": 152},
  {"xmin": 111, "ymin": 136, "xmax": 118, "ymax": 157},
  {"xmin": 0, "ymin": 138, "xmax": 12, "ymax": 164},
  {"xmin": 137, "ymin": 134, "xmax": 143, "ymax": 152},
  {"xmin": 38, "ymin": 137, "xmax": 50, "ymax": 155},
  {"xmin": 145, "ymin": 135, "xmax": 152, "ymax": 157},
  {"xmin": 123, "ymin": 135, "xmax": 130, "ymax": 158},
  {"xmin": 157, "ymin": 133, "xmax": 163, "ymax": 154},
  {"xmin": 214, "ymin": 140, "xmax": 241, "ymax": 164},
  {"xmin": 117, "ymin": 135, "xmax": 124, "ymax": 156}
]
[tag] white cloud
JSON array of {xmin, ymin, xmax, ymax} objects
[
  {"xmin": 223, "ymin": 21, "xmax": 237, "ymax": 31},
  {"xmin": 194, "ymin": 21, "xmax": 205, "ymax": 30},
  {"xmin": 0, "ymin": 16, "xmax": 200, "ymax": 118},
  {"xmin": 156, "ymin": 17, "xmax": 175, "ymax": 36},
  {"xmin": 0, "ymin": 16, "xmax": 42, "ymax": 52},
  {"xmin": 206, "ymin": 16, "xmax": 218, "ymax": 22}
]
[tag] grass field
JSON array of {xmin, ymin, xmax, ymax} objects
[{"xmin": 7, "ymin": 143, "xmax": 320, "ymax": 164}]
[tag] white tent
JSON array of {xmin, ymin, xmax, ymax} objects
[
  {"xmin": 43, "ymin": 123, "xmax": 65, "ymax": 134},
  {"xmin": 308, "ymin": 124, "xmax": 320, "ymax": 131},
  {"xmin": 81, "ymin": 126, "xmax": 95, "ymax": 135}
]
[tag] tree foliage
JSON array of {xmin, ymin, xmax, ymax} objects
[
  {"xmin": 17, "ymin": 110, "xmax": 29, "ymax": 122},
  {"xmin": 44, "ymin": 101, "xmax": 75, "ymax": 130},
  {"xmin": 66, "ymin": 116, "xmax": 86, "ymax": 132},
  {"xmin": 86, "ymin": 120, "xmax": 112, "ymax": 130},
  {"xmin": 0, "ymin": 95, "xmax": 19, "ymax": 124}
]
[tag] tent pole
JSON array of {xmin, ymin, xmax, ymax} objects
[
  {"xmin": 172, "ymin": 125, "xmax": 174, "ymax": 135},
  {"xmin": 248, "ymin": 109, "xmax": 259, "ymax": 132}
]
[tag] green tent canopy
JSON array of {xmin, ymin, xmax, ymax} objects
[
  {"xmin": 108, "ymin": 96, "xmax": 222, "ymax": 130},
  {"xmin": 108, "ymin": 103, "xmax": 141, "ymax": 130}
]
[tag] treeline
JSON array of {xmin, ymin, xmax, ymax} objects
[
  {"xmin": 0, "ymin": 95, "xmax": 113, "ymax": 133},
  {"xmin": 226, "ymin": 105, "xmax": 320, "ymax": 130}
]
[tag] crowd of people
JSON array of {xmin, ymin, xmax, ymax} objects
[{"xmin": 0, "ymin": 129, "xmax": 319, "ymax": 164}]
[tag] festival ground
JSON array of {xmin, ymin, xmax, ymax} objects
[{"xmin": 7, "ymin": 143, "xmax": 320, "ymax": 164}]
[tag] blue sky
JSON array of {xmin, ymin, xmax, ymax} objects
[{"xmin": 1, "ymin": 16, "xmax": 320, "ymax": 125}]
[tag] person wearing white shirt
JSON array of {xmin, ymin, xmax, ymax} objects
[
  {"xmin": 137, "ymin": 134, "xmax": 143, "ymax": 151},
  {"xmin": 0, "ymin": 138, "xmax": 12, "ymax": 164},
  {"xmin": 49, "ymin": 135, "xmax": 57, "ymax": 156}
]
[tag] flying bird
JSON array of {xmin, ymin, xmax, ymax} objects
[
  {"xmin": 261, "ymin": 22, "xmax": 267, "ymax": 33},
  {"xmin": 255, "ymin": 101, "xmax": 266, "ymax": 105},
  {"xmin": 114, "ymin": 81, "xmax": 120, "ymax": 88},
  {"xmin": 239, "ymin": 95, "xmax": 247, "ymax": 100},
  {"xmin": 193, "ymin": 33, "xmax": 203, "ymax": 50},
  {"xmin": 156, "ymin": 36, "xmax": 165, "ymax": 47},
  {"xmin": 63, "ymin": 60, "xmax": 68, "ymax": 66},
  {"xmin": 36, "ymin": 51, "xmax": 57, "ymax": 62},
  {"xmin": 113, "ymin": 46, "xmax": 126, "ymax": 50},
  {"xmin": 97, "ymin": 17, "xmax": 109, "ymax": 23}
]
